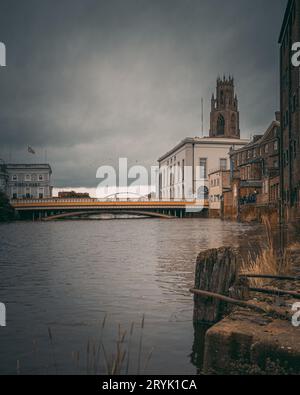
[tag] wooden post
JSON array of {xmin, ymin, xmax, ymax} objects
[{"xmin": 193, "ymin": 247, "xmax": 238, "ymax": 324}]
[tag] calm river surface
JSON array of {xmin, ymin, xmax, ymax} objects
[{"xmin": 0, "ymin": 218, "xmax": 263, "ymax": 375}]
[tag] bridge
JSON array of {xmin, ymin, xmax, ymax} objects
[{"xmin": 10, "ymin": 198, "xmax": 209, "ymax": 221}]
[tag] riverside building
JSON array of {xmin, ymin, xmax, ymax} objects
[{"xmin": 6, "ymin": 164, "xmax": 53, "ymax": 199}]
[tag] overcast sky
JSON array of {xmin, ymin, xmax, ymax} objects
[{"xmin": 0, "ymin": 0, "xmax": 287, "ymax": 188}]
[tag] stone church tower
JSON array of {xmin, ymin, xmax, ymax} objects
[{"xmin": 209, "ymin": 76, "xmax": 240, "ymax": 139}]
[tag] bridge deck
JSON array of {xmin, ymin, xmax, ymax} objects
[{"xmin": 11, "ymin": 198, "xmax": 208, "ymax": 210}]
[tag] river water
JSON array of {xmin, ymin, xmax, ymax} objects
[{"xmin": 0, "ymin": 218, "xmax": 263, "ymax": 375}]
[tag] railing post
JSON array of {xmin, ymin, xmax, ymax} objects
[{"xmin": 193, "ymin": 247, "xmax": 239, "ymax": 324}]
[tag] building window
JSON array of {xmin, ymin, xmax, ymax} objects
[
  {"xmin": 39, "ymin": 188, "xmax": 44, "ymax": 199},
  {"xmin": 263, "ymin": 180, "xmax": 269, "ymax": 195},
  {"xmin": 220, "ymin": 158, "xmax": 227, "ymax": 171},
  {"xmin": 25, "ymin": 174, "xmax": 31, "ymax": 181},
  {"xmin": 25, "ymin": 187, "xmax": 31, "ymax": 199},
  {"xmin": 199, "ymin": 158, "xmax": 207, "ymax": 179},
  {"xmin": 274, "ymin": 141, "xmax": 278, "ymax": 151},
  {"xmin": 284, "ymin": 150, "xmax": 289, "ymax": 166},
  {"xmin": 284, "ymin": 110, "xmax": 289, "ymax": 127},
  {"xmin": 12, "ymin": 175, "xmax": 17, "ymax": 181},
  {"xmin": 38, "ymin": 174, "xmax": 44, "ymax": 181},
  {"xmin": 293, "ymin": 94, "xmax": 297, "ymax": 112},
  {"xmin": 217, "ymin": 115, "xmax": 225, "ymax": 135},
  {"xmin": 265, "ymin": 144, "xmax": 269, "ymax": 154},
  {"xmin": 12, "ymin": 188, "xmax": 17, "ymax": 199}
]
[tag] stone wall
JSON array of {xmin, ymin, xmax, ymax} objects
[
  {"xmin": 203, "ymin": 310, "xmax": 300, "ymax": 375},
  {"xmin": 238, "ymin": 204, "xmax": 278, "ymax": 224}
]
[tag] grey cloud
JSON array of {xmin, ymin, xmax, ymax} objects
[{"xmin": 0, "ymin": 0, "xmax": 287, "ymax": 187}]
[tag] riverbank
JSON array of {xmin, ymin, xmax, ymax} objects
[
  {"xmin": 197, "ymin": 244, "xmax": 300, "ymax": 375},
  {"xmin": 203, "ymin": 309, "xmax": 300, "ymax": 375}
]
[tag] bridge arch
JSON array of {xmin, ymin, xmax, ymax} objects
[{"xmin": 42, "ymin": 210, "xmax": 175, "ymax": 221}]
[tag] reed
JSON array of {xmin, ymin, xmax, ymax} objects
[
  {"xmin": 94, "ymin": 314, "xmax": 107, "ymax": 374},
  {"xmin": 137, "ymin": 314, "xmax": 145, "ymax": 375},
  {"xmin": 19, "ymin": 315, "xmax": 152, "ymax": 375},
  {"xmin": 240, "ymin": 217, "xmax": 292, "ymax": 287},
  {"xmin": 47, "ymin": 327, "xmax": 58, "ymax": 374},
  {"xmin": 125, "ymin": 322, "xmax": 135, "ymax": 375}
]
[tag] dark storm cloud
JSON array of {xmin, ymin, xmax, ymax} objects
[{"xmin": 0, "ymin": 0, "xmax": 287, "ymax": 187}]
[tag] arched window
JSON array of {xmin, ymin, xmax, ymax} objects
[
  {"xmin": 220, "ymin": 91, "xmax": 224, "ymax": 105},
  {"xmin": 217, "ymin": 115, "xmax": 225, "ymax": 135},
  {"xmin": 230, "ymin": 114, "xmax": 236, "ymax": 134}
]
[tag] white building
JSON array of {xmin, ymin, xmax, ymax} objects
[
  {"xmin": 158, "ymin": 77, "xmax": 249, "ymax": 200},
  {"xmin": 158, "ymin": 137, "xmax": 248, "ymax": 200},
  {"xmin": 6, "ymin": 164, "xmax": 53, "ymax": 199}
]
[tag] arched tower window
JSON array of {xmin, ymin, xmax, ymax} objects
[
  {"xmin": 217, "ymin": 115, "xmax": 225, "ymax": 135},
  {"xmin": 230, "ymin": 114, "xmax": 236, "ymax": 135},
  {"xmin": 220, "ymin": 91, "xmax": 224, "ymax": 105}
]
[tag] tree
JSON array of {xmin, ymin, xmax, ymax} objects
[{"xmin": 0, "ymin": 192, "xmax": 14, "ymax": 222}]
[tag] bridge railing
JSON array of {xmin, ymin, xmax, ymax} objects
[{"xmin": 10, "ymin": 197, "xmax": 200, "ymax": 204}]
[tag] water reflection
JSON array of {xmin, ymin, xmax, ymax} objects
[
  {"xmin": 0, "ymin": 218, "xmax": 263, "ymax": 374},
  {"xmin": 190, "ymin": 323, "xmax": 211, "ymax": 374}
]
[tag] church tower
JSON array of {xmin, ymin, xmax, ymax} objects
[{"xmin": 209, "ymin": 76, "xmax": 240, "ymax": 139}]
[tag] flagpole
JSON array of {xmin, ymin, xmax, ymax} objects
[{"xmin": 201, "ymin": 98, "xmax": 204, "ymax": 137}]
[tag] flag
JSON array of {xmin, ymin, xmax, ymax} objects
[{"xmin": 28, "ymin": 146, "xmax": 35, "ymax": 154}]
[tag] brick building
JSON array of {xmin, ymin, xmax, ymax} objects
[
  {"xmin": 279, "ymin": 0, "xmax": 300, "ymax": 220},
  {"xmin": 223, "ymin": 116, "xmax": 280, "ymax": 220}
]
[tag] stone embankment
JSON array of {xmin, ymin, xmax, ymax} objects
[{"xmin": 193, "ymin": 247, "xmax": 300, "ymax": 375}]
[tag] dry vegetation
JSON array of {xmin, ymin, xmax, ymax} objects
[{"xmin": 240, "ymin": 217, "xmax": 292, "ymax": 287}]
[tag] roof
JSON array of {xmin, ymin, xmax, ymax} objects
[
  {"xmin": 6, "ymin": 163, "xmax": 52, "ymax": 173},
  {"xmin": 230, "ymin": 120, "xmax": 280, "ymax": 156},
  {"xmin": 158, "ymin": 137, "xmax": 249, "ymax": 162},
  {"xmin": 279, "ymin": 0, "xmax": 294, "ymax": 43}
]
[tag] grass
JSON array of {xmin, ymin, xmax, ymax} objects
[
  {"xmin": 240, "ymin": 216, "xmax": 292, "ymax": 287},
  {"xmin": 14, "ymin": 315, "xmax": 152, "ymax": 375},
  {"xmin": 288, "ymin": 241, "xmax": 300, "ymax": 251}
]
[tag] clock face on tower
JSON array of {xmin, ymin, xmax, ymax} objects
[{"xmin": 210, "ymin": 76, "xmax": 240, "ymax": 139}]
